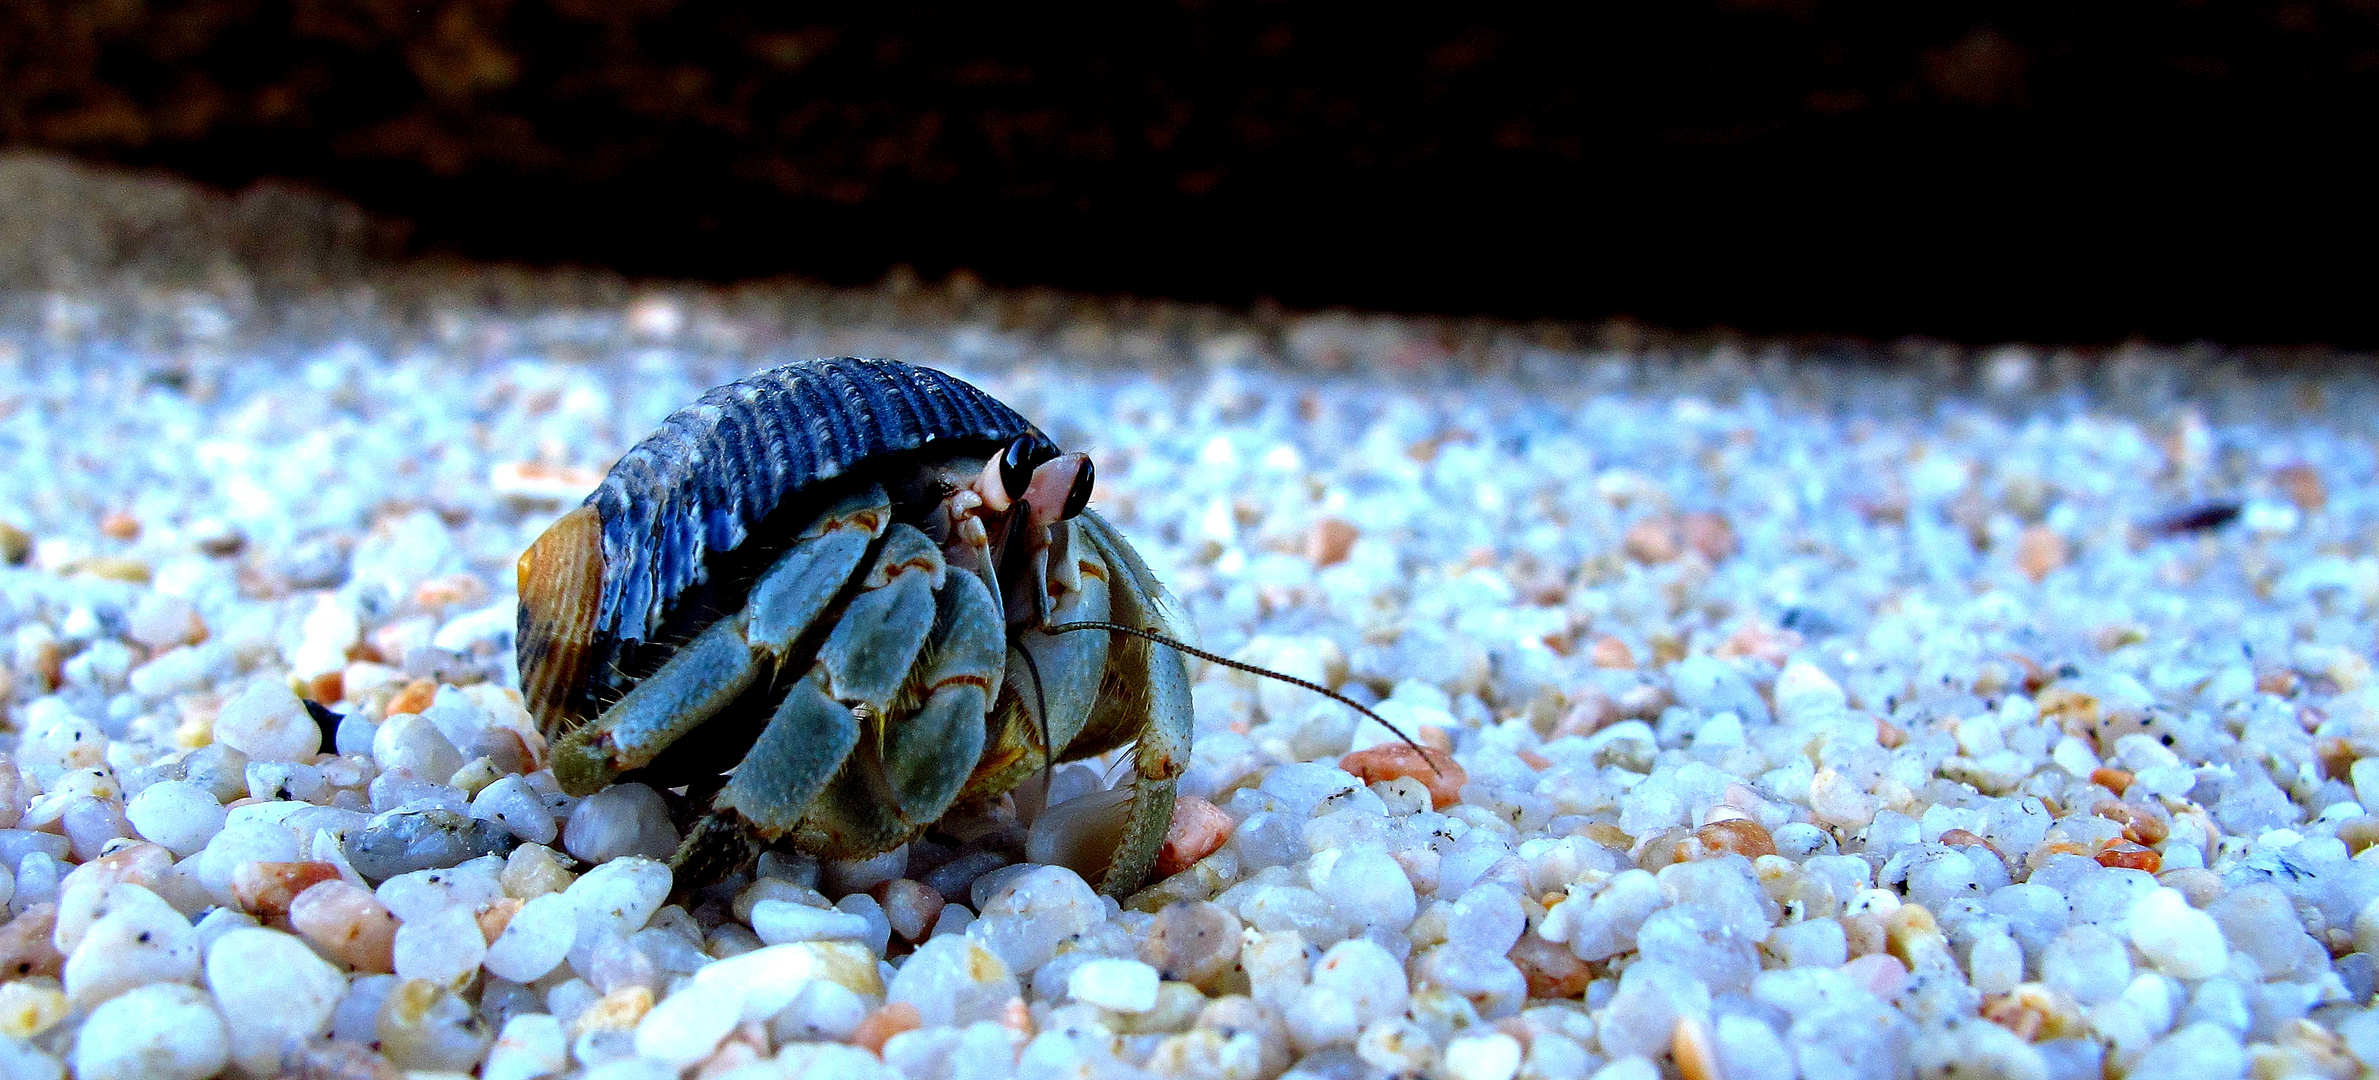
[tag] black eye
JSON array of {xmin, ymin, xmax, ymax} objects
[
  {"xmin": 1063, "ymin": 457, "xmax": 1095, "ymax": 519},
  {"xmin": 999, "ymin": 436, "xmax": 1038, "ymax": 501}
]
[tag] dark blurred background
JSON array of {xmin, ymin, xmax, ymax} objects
[{"xmin": 4, "ymin": 1, "xmax": 2375, "ymax": 346}]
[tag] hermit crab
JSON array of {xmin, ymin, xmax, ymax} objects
[{"xmin": 514, "ymin": 357, "xmax": 1192, "ymax": 895}]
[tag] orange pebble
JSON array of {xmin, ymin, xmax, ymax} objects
[
  {"xmin": 1588, "ymin": 635, "xmax": 1636, "ymax": 670},
  {"xmin": 99, "ymin": 511, "xmax": 140, "ymax": 541},
  {"xmin": 478, "ymin": 897, "xmax": 524, "ymax": 942},
  {"xmin": 1340, "ymin": 743, "xmax": 1466, "ymax": 809},
  {"xmin": 1936, "ymin": 829, "xmax": 2003, "ymax": 859},
  {"xmin": 1688, "ymin": 818, "xmax": 1777, "ymax": 859},
  {"xmin": 2096, "ymin": 843, "xmax": 2160, "ymax": 872},
  {"xmin": 1155, "ymin": 795, "xmax": 1234, "ymax": 878},
  {"xmin": 2090, "ymin": 768, "xmax": 2133, "ymax": 796},
  {"xmin": 850, "ymin": 1002, "xmax": 922, "ymax": 1055},
  {"xmin": 231, "ymin": 861, "xmax": 344, "ymax": 922},
  {"xmin": 307, "ymin": 669, "xmax": 346, "ymax": 707},
  {"xmin": 385, "ymin": 679, "xmax": 438, "ymax": 717}
]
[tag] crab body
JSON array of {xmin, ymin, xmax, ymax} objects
[{"xmin": 515, "ymin": 358, "xmax": 1191, "ymax": 895}]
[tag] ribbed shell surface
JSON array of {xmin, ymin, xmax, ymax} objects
[{"xmin": 587, "ymin": 357, "xmax": 1039, "ymax": 651}]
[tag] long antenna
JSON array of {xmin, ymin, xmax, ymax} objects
[{"xmin": 1040, "ymin": 620, "xmax": 1442, "ymax": 775}]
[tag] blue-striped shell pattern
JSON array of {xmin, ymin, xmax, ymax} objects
[{"xmin": 585, "ymin": 357, "xmax": 1042, "ymax": 654}]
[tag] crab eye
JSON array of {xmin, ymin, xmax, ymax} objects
[
  {"xmin": 999, "ymin": 436, "xmax": 1039, "ymax": 502},
  {"xmin": 1062, "ymin": 456, "xmax": 1095, "ymax": 520}
]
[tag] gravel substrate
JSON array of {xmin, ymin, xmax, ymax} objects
[{"xmin": 1, "ymin": 272, "xmax": 2378, "ymax": 1080}]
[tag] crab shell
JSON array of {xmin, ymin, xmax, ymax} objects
[{"xmin": 516, "ymin": 357, "xmax": 1049, "ymax": 740}]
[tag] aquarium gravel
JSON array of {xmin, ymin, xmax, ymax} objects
[{"xmin": 1, "ymin": 268, "xmax": 2378, "ymax": 1080}]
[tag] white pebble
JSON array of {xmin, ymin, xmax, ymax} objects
[
  {"xmin": 2130, "ymin": 1022, "xmax": 2244, "ymax": 1080},
  {"xmin": 471, "ymin": 774, "xmax": 557, "ymax": 844},
  {"xmin": 204, "ymin": 927, "xmax": 347, "ymax": 1076},
  {"xmin": 568, "ymin": 856, "xmax": 673, "ymax": 941},
  {"xmin": 562, "ymin": 784, "xmax": 679, "ymax": 864},
  {"xmin": 751, "ymin": 899, "xmax": 871, "ymax": 946},
  {"xmin": 2130, "ymin": 888, "xmax": 2226, "ymax": 980},
  {"xmin": 124, "ymin": 780, "xmax": 226, "ymax": 856},
  {"xmin": 632, "ymin": 981, "xmax": 741, "ymax": 1067},
  {"xmin": 485, "ymin": 892, "xmax": 577, "ymax": 983},
  {"xmin": 71, "ymin": 983, "xmax": 228, "ymax": 1080},
  {"xmin": 373, "ymin": 712, "xmax": 464, "ymax": 780},
  {"xmin": 887, "ymin": 935, "xmax": 1019, "ymax": 1027},
  {"xmin": 213, "ymin": 680, "xmax": 321, "ymax": 762},
  {"xmin": 393, "ymin": 904, "xmax": 488, "ymax": 987},
  {"xmin": 1068, "ymin": 957, "xmax": 1161, "ymax": 1012},
  {"xmin": 484, "ymin": 1012, "xmax": 568, "ymax": 1080},
  {"xmin": 62, "ymin": 886, "xmax": 199, "ymax": 1009},
  {"xmin": 1443, "ymin": 1032, "xmax": 1524, "ymax": 1080}
]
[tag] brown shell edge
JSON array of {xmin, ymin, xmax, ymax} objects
[{"xmin": 516, "ymin": 504, "xmax": 606, "ymax": 740}]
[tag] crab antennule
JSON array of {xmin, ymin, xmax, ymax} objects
[{"xmin": 517, "ymin": 504, "xmax": 607, "ymax": 738}]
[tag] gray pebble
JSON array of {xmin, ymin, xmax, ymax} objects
[{"xmin": 344, "ymin": 809, "xmax": 517, "ymax": 883}]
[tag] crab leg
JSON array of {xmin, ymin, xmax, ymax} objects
[
  {"xmin": 549, "ymin": 485, "xmax": 890, "ymax": 794},
  {"xmin": 1070, "ymin": 511, "xmax": 1194, "ymax": 895},
  {"xmin": 715, "ymin": 523, "xmax": 946, "ymax": 845}
]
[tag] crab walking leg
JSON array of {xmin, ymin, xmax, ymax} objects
[
  {"xmin": 881, "ymin": 567, "xmax": 1005, "ymax": 824},
  {"xmin": 546, "ymin": 486, "xmax": 889, "ymax": 794},
  {"xmin": 715, "ymin": 524, "xmax": 945, "ymax": 840},
  {"xmin": 1071, "ymin": 511, "xmax": 1194, "ymax": 896}
]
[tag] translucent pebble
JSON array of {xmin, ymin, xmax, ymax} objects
[
  {"xmin": 1592, "ymin": 1055, "xmax": 1662, "ymax": 1080},
  {"xmin": 1671, "ymin": 656, "xmax": 1771, "ymax": 725},
  {"xmin": 375, "ymin": 856, "xmax": 504, "ymax": 923},
  {"xmin": 1969, "ymin": 930, "xmax": 2023, "ymax": 995},
  {"xmin": 484, "ymin": 1012, "xmax": 568, "ymax": 1080},
  {"xmin": 2129, "ymin": 1022, "xmax": 2244, "ymax": 1080},
  {"xmin": 1309, "ymin": 847, "xmax": 1416, "ymax": 932},
  {"xmin": 1446, "ymin": 885, "xmax": 1526, "ymax": 955},
  {"xmin": 393, "ymin": 903, "xmax": 488, "ymax": 987},
  {"xmin": 125, "ymin": 780, "xmax": 226, "ymax": 856},
  {"xmin": 1772, "ymin": 662, "xmax": 1849, "ymax": 724},
  {"xmin": 969, "ymin": 865, "xmax": 1104, "ymax": 972},
  {"xmin": 2042, "ymin": 925, "xmax": 2131, "ymax": 1004},
  {"xmin": 484, "ymin": 891, "xmax": 577, "ymax": 982},
  {"xmin": 70, "ymin": 983, "xmax": 227, "ymax": 1080},
  {"xmin": 2206, "ymin": 883, "xmax": 2324, "ymax": 982},
  {"xmin": 471, "ymin": 774, "xmax": 557, "ymax": 844},
  {"xmin": 1309, "ymin": 938, "xmax": 1409, "ymax": 1026},
  {"xmin": 821, "ymin": 845, "xmax": 910, "ymax": 897},
  {"xmin": 562, "ymin": 784, "xmax": 678, "ymax": 864},
  {"xmin": 1416, "ymin": 945, "xmax": 1528, "ymax": 1019},
  {"xmin": 204, "ymin": 927, "xmax": 347, "ymax": 1076},
  {"xmin": 751, "ymin": 900, "xmax": 872, "ymax": 946},
  {"xmin": 10, "ymin": 852, "xmax": 61, "ymax": 916},
  {"xmin": 632, "ymin": 981, "xmax": 740, "ymax": 1067},
  {"xmin": 1539, "ymin": 869, "xmax": 1664, "ymax": 961},
  {"xmin": 214, "ymin": 680, "xmax": 321, "ymax": 762},
  {"xmin": 1069, "ymin": 957, "xmax": 1162, "ymax": 1012},
  {"xmin": 836, "ymin": 892, "xmax": 893, "ymax": 956},
  {"xmin": 1715, "ymin": 1014, "xmax": 1794, "ymax": 1080},
  {"xmin": 1768, "ymin": 918, "xmax": 1848, "ymax": 969},
  {"xmin": 376, "ymin": 978, "xmax": 494, "ymax": 1072},
  {"xmin": 1913, "ymin": 1018, "xmax": 2048, "ymax": 1080},
  {"xmin": 57, "ymin": 797, "xmax": 132, "ymax": 862},
  {"xmin": 1599, "ymin": 960, "xmax": 1711, "ymax": 1059},
  {"xmin": 176, "ymin": 744, "xmax": 251, "ymax": 804},
  {"xmin": 887, "ymin": 935, "xmax": 1020, "ymax": 1027}
]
